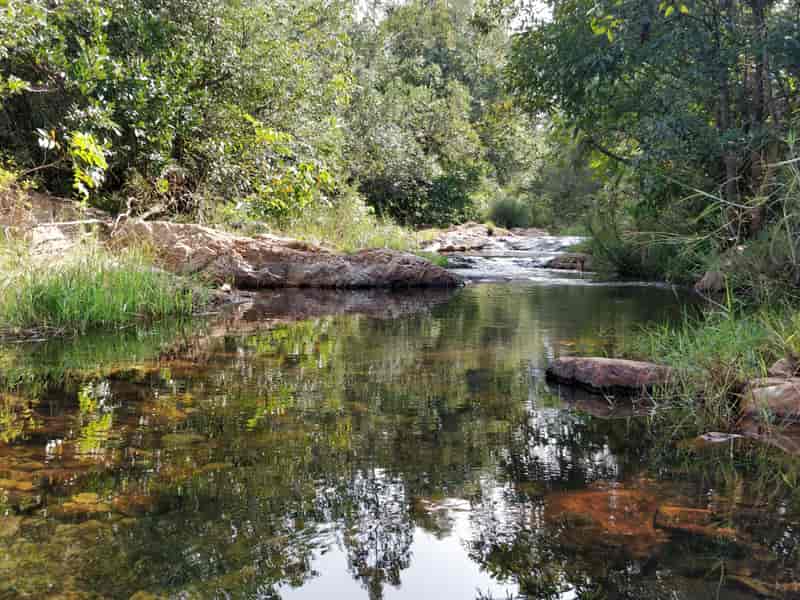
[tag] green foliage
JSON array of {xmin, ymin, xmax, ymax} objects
[
  {"xmin": 632, "ymin": 303, "xmax": 800, "ymax": 431},
  {"xmin": 0, "ymin": 0, "xmax": 353, "ymax": 214},
  {"xmin": 274, "ymin": 192, "xmax": 419, "ymax": 253},
  {"xmin": 509, "ymin": 0, "xmax": 800, "ymax": 286},
  {"xmin": 67, "ymin": 132, "xmax": 110, "ymax": 201},
  {"xmin": 0, "ymin": 238, "xmax": 203, "ymax": 334},
  {"xmin": 488, "ymin": 195, "xmax": 531, "ymax": 228},
  {"xmin": 632, "ymin": 309, "xmax": 773, "ymax": 431},
  {"xmin": 346, "ymin": 0, "xmax": 541, "ymax": 226},
  {"xmin": 0, "ymin": 0, "xmax": 543, "ymax": 231},
  {"xmin": 586, "ymin": 212, "xmax": 703, "ymax": 282}
]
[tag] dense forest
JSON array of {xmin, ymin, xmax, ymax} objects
[
  {"xmin": 0, "ymin": 0, "xmax": 544, "ymax": 229},
  {"xmin": 1, "ymin": 0, "xmax": 799, "ymax": 289}
]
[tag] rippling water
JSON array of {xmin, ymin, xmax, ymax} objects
[{"xmin": 0, "ymin": 282, "xmax": 798, "ymax": 599}]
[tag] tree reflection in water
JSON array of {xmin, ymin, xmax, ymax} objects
[{"xmin": 0, "ymin": 284, "xmax": 797, "ymax": 599}]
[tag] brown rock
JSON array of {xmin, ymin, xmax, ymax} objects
[
  {"xmin": 695, "ymin": 270, "xmax": 725, "ymax": 294},
  {"xmin": 114, "ymin": 221, "xmax": 462, "ymax": 289},
  {"xmin": 545, "ymin": 487, "xmax": 668, "ymax": 558},
  {"xmin": 0, "ymin": 515, "xmax": 22, "ymax": 538},
  {"xmin": 728, "ymin": 576, "xmax": 781, "ymax": 598},
  {"xmin": 741, "ymin": 378, "xmax": 800, "ymax": 423},
  {"xmin": 739, "ymin": 419, "xmax": 800, "ymax": 456},
  {"xmin": 53, "ymin": 499, "xmax": 112, "ymax": 518},
  {"xmin": 654, "ymin": 505, "xmax": 738, "ymax": 541},
  {"xmin": 29, "ymin": 221, "xmax": 110, "ymax": 257},
  {"xmin": 545, "ymin": 252, "xmax": 592, "ymax": 271},
  {"xmin": 421, "ymin": 223, "xmax": 515, "ymax": 254},
  {"xmin": 767, "ymin": 358, "xmax": 799, "ymax": 378},
  {"xmin": 0, "ymin": 478, "xmax": 38, "ymax": 492},
  {"xmin": 546, "ymin": 357, "xmax": 672, "ymax": 393},
  {"xmin": 112, "ymin": 494, "xmax": 160, "ymax": 517},
  {"xmin": 0, "ymin": 190, "xmax": 107, "ymax": 230}
]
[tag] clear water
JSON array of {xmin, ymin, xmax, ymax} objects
[{"xmin": 0, "ymin": 282, "xmax": 798, "ymax": 599}]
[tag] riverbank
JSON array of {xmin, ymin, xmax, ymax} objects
[
  {"xmin": 632, "ymin": 307, "xmax": 800, "ymax": 436},
  {"xmin": 0, "ymin": 190, "xmax": 466, "ymax": 337},
  {"xmin": 545, "ymin": 304, "xmax": 800, "ymax": 463}
]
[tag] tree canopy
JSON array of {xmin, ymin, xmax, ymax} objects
[
  {"xmin": 0, "ymin": 0, "xmax": 541, "ymax": 227},
  {"xmin": 508, "ymin": 0, "xmax": 800, "ymax": 238}
]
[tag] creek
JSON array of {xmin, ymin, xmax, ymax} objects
[{"xmin": 0, "ymin": 241, "xmax": 798, "ymax": 599}]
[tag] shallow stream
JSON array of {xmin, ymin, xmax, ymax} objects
[{"xmin": 1, "ymin": 254, "xmax": 799, "ymax": 599}]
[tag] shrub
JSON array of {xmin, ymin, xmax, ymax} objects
[{"xmin": 488, "ymin": 196, "xmax": 531, "ymax": 229}]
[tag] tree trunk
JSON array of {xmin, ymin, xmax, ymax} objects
[{"xmin": 715, "ymin": 1, "xmax": 738, "ymax": 210}]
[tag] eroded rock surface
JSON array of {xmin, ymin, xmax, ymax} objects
[
  {"xmin": 545, "ymin": 485, "xmax": 667, "ymax": 558},
  {"xmin": 0, "ymin": 190, "xmax": 107, "ymax": 230},
  {"xmin": 114, "ymin": 221, "xmax": 462, "ymax": 289},
  {"xmin": 695, "ymin": 270, "xmax": 725, "ymax": 294},
  {"xmin": 768, "ymin": 358, "xmax": 799, "ymax": 378},
  {"xmin": 546, "ymin": 357, "xmax": 672, "ymax": 393}
]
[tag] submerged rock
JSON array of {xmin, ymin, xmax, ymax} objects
[
  {"xmin": 112, "ymin": 494, "xmax": 161, "ymax": 517},
  {"xmin": 0, "ymin": 516, "xmax": 22, "ymax": 538},
  {"xmin": 545, "ymin": 486, "xmax": 668, "ymax": 558},
  {"xmin": 729, "ymin": 575, "xmax": 800, "ymax": 598},
  {"xmin": 654, "ymin": 505, "xmax": 738, "ymax": 541},
  {"xmin": 115, "ymin": 221, "xmax": 462, "ymax": 289},
  {"xmin": 741, "ymin": 378, "xmax": 800, "ymax": 423},
  {"xmin": 546, "ymin": 357, "xmax": 672, "ymax": 393},
  {"xmin": 161, "ymin": 432, "xmax": 206, "ymax": 447},
  {"xmin": 53, "ymin": 497, "xmax": 112, "ymax": 519}
]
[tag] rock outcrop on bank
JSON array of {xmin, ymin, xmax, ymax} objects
[
  {"xmin": 115, "ymin": 221, "xmax": 462, "ymax": 289},
  {"xmin": 421, "ymin": 223, "xmax": 517, "ymax": 253},
  {"xmin": 546, "ymin": 357, "xmax": 673, "ymax": 393},
  {"xmin": 741, "ymin": 377, "xmax": 800, "ymax": 423}
]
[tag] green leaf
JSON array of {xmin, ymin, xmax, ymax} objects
[{"xmin": 665, "ymin": 5, "xmax": 675, "ymax": 16}]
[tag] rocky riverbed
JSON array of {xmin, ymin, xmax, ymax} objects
[{"xmin": 420, "ymin": 223, "xmax": 592, "ymax": 282}]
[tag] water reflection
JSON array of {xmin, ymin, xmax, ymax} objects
[{"xmin": 0, "ymin": 283, "xmax": 798, "ymax": 599}]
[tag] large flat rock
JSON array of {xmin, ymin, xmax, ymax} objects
[
  {"xmin": 546, "ymin": 357, "xmax": 672, "ymax": 392},
  {"xmin": 115, "ymin": 221, "xmax": 462, "ymax": 289}
]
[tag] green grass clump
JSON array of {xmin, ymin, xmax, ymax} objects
[
  {"xmin": 412, "ymin": 251, "xmax": 448, "ymax": 267},
  {"xmin": 0, "ymin": 239, "xmax": 203, "ymax": 335},
  {"xmin": 629, "ymin": 303, "xmax": 800, "ymax": 432},
  {"xmin": 632, "ymin": 309, "xmax": 772, "ymax": 431}
]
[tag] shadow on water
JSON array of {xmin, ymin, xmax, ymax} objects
[{"xmin": 0, "ymin": 283, "xmax": 799, "ymax": 599}]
